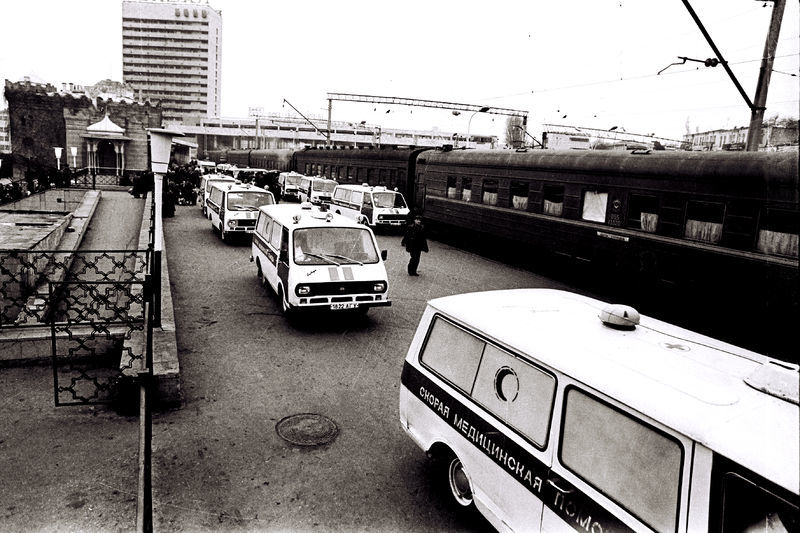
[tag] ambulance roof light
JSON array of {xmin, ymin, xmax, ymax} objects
[{"xmin": 599, "ymin": 304, "xmax": 640, "ymax": 330}]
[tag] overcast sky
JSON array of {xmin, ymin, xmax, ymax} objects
[{"xmin": 1, "ymin": 0, "xmax": 798, "ymax": 141}]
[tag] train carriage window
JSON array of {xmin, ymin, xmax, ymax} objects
[
  {"xmin": 757, "ymin": 208, "xmax": 799, "ymax": 258},
  {"xmin": 510, "ymin": 181, "xmax": 529, "ymax": 211},
  {"xmin": 461, "ymin": 178, "xmax": 472, "ymax": 202},
  {"xmin": 331, "ymin": 166, "xmax": 338, "ymax": 180},
  {"xmin": 543, "ymin": 184, "xmax": 564, "ymax": 216},
  {"xmin": 582, "ymin": 190, "xmax": 608, "ymax": 223},
  {"xmin": 685, "ymin": 201, "xmax": 725, "ymax": 244},
  {"xmin": 629, "ymin": 194, "xmax": 660, "ymax": 233},
  {"xmin": 447, "ymin": 176, "xmax": 457, "ymax": 199},
  {"xmin": 304, "ymin": 163, "xmax": 311, "ymax": 175},
  {"xmin": 482, "ymin": 180, "xmax": 499, "ymax": 206}
]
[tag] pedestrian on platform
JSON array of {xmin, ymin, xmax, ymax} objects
[{"xmin": 401, "ymin": 214, "xmax": 428, "ymax": 276}]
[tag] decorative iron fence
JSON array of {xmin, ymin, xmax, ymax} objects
[
  {"xmin": 50, "ymin": 279, "xmax": 148, "ymax": 406},
  {"xmin": 1, "ymin": 249, "xmax": 150, "ymax": 327}
]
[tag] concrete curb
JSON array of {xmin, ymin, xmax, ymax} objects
[{"xmin": 132, "ymin": 192, "xmax": 182, "ymax": 408}]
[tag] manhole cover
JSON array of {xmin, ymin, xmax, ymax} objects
[{"xmin": 276, "ymin": 413, "xmax": 339, "ymax": 446}]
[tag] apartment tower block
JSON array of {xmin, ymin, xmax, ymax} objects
[{"xmin": 122, "ymin": 0, "xmax": 221, "ymax": 125}]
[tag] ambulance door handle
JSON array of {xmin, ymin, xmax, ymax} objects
[{"xmin": 547, "ymin": 478, "xmax": 573, "ymax": 495}]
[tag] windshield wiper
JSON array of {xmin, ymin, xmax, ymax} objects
[
  {"xmin": 324, "ymin": 253, "xmax": 363, "ymax": 266},
  {"xmin": 302, "ymin": 253, "xmax": 339, "ymax": 266}
]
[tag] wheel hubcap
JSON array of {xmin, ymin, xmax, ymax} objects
[{"xmin": 448, "ymin": 458, "xmax": 472, "ymax": 506}]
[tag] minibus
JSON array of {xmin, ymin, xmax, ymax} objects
[
  {"xmin": 399, "ymin": 289, "xmax": 798, "ymax": 533},
  {"xmin": 207, "ymin": 182, "xmax": 275, "ymax": 242},
  {"xmin": 298, "ymin": 176, "xmax": 337, "ymax": 205},
  {"xmin": 331, "ymin": 184, "xmax": 409, "ymax": 228},
  {"xmin": 278, "ymin": 171, "xmax": 304, "ymax": 201},
  {"xmin": 199, "ymin": 173, "xmax": 237, "ymax": 217},
  {"xmin": 250, "ymin": 203, "xmax": 391, "ymax": 316}
]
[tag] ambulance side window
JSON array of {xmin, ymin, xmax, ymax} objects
[
  {"xmin": 420, "ymin": 317, "xmax": 483, "ymax": 393},
  {"xmin": 471, "ymin": 344, "xmax": 555, "ymax": 448},
  {"xmin": 363, "ymin": 194, "xmax": 373, "ymax": 208},
  {"xmin": 559, "ymin": 387, "xmax": 683, "ymax": 533},
  {"xmin": 257, "ymin": 214, "xmax": 272, "ymax": 240},
  {"xmin": 713, "ymin": 463, "xmax": 799, "ymax": 533},
  {"xmin": 269, "ymin": 222, "xmax": 282, "ymax": 249}
]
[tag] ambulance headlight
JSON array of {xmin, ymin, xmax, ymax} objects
[
  {"xmin": 227, "ymin": 220, "xmax": 236, "ymax": 228},
  {"xmin": 296, "ymin": 284, "xmax": 311, "ymax": 296},
  {"xmin": 373, "ymin": 282, "xmax": 387, "ymax": 293}
]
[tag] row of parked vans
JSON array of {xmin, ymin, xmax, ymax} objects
[
  {"xmin": 196, "ymin": 170, "xmax": 393, "ymax": 316},
  {"xmin": 193, "ymin": 168, "xmax": 797, "ymax": 532},
  {"xmin": 200, "ymin": 171, "xmax": 411, "ymax": 232}
]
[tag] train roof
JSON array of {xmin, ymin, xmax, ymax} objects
[
  {"xmin": 426, "ymin": 288, "xmax": 799, "ymax": 494},
  {"xmin": 419, "ymin": 149, "xmax": 798, "ymax": 187},
  {"xmin": 295, "ymin": 146, "xmax": 429, "ymax": 162}
]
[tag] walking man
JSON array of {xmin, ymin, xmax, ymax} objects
[{"xmin": 401, "ymin": 214, "xmax": 428, "ymax": 276}]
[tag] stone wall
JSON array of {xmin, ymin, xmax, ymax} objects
[{"xmin": 4, "ymin": 80, "xmax": 162, "ymax": 178}]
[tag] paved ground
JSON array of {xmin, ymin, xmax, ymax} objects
[{"xmin": 1, "ymin": 189, "xmax": 145, "ymax": 532}]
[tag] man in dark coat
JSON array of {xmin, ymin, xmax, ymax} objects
[{"xmin": 401, "ymin": 214, "xmax": 428, "ymax": 276}]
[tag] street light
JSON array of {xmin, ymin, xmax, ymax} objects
[
  {"xmin": 148, "ymin": 127, "xmax": 183, "ymax": 328},
  {"xmin": 70, "ymin": 147, "xmax": 77, "ymax": 169},
  {"xmin": 53, "ymin": 147, "xmax": 63, "ymax": 170},
  {"xmin": 466, "ymin": 107, "xmax": 490, "ymax": 148}
]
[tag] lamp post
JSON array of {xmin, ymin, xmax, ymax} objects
[
  {"xmin": 466, "ymin": 107, "xmax": 490, "ymax": 148},
  {"xmin": 53, "ymin": 147, "xmax": 63, "ymax": 170},
  {"xmin": 138, "ymin": 127, "xmax": 181, "ymax": 533},
  {"xmin": 148, "ymin": 128, "xmax": 183, "ymax": 328},
  {"xmin": 70, "ymin": 147, "xmax": 77, "ymax": 168}
]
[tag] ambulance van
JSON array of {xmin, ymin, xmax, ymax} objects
[
  {"xmin": 199, "ymin": 173, "xmax": 237, "ymax": 217},
  {"xmin": 399, "ymin": 288, "xmax": 798, "ymax": 533},
  {"xmin": 298, "ymin": 175, "xmax": 338, "ymax": 205},
  {"xmin": 207, "ymin": 182, "xmax": 275, "ymax": 242},
  {"xmin": 331, "ymin": 184, "xmax": 410, "ymax": 228},
  {"xmin": 278, "ymin": 171, "xmax": 304, "ymax": 201},
  {"xmin": 251, "ymin": 203, "xmax": 391, "ymax": 315}
]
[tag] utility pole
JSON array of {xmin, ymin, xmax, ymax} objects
[
  {"xmin": 746, "ymin": 0, "xmax": 785, "ymax": 151},
  {"xmin": 681, "ymin": 0, "xmax": 786, "ymax": 152}
]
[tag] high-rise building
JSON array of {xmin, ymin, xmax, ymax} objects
[{"xmin": 122, "ymin": 0, "xmax": 222, "ymax": 125}]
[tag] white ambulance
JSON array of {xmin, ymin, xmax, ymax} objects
[
  {"xmin": 399, "ymin": 288, "xmax": 799, "ymax": 533},
  {"xmin": 298, "ymin": 175, "xmax": 338, "ymax": 205},
  {"xmin": 331, "ymin": 184, "xmax": 409, "ymax": 228},
  {"xmin": 250, "ymin": 203, "xmax": 391, "ymax": 315},
  {"xmin": 199, "ymin": 173, "xmax": 237, "ymax": 217},
  {"xmin": 278, "ymin": 171, "xmax": 304, "ymax": 201},
  {"xmin": 207, "ymin": 182, "xmax": 275, "ymax": 242}
]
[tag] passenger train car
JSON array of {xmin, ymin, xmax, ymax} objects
[{"xmin": 204, "ymin": 146, "xmax": 798, "ymax": 360}]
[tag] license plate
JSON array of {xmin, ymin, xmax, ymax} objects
[{"xmin": 331, "ymin": 302, "xmax": 359, "ymax": 310}]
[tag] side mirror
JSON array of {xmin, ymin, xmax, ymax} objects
[{"xmin": 381, "ymin": 250, "xmax": 388, "ymax": 261}]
